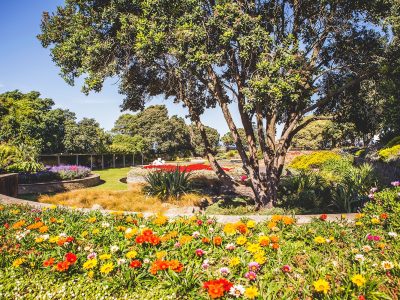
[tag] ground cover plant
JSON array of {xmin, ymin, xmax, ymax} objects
[
  {"xmin": 1, "ymin": 186, "xmax": 399, "ymax": 300},
  {"xmin": 19, "ymin": 165, "xmax": 91, "ymax": 184}
]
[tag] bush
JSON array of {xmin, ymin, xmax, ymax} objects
[
  {"xmin": 362, "ymin": 186, "xmax": 400, "ymax": 230},
  {"xmin": 378, "ymin": 144, "xmax": 400, "ymax": 161},
  {"xmin": 385, "ymin": 136, "xmax": 400, "ymax": 148},
  {"xmin": 0, "ymin": 143, "xmax": 44, "ymax": 173},
  {"xmin": 143, "ymin": 169, "xmax": 194, "ymax": 200},
  {"xmin": 289, "ymin": 151, "xmax": 342, "ymax": 170}
]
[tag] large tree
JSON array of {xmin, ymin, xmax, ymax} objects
[{"xmin": 39, "ymin": 0, "xmax": 400, "ymax": 207}]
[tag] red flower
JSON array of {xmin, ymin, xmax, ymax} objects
[
  {"xmin": 129, "ymin": 260, "xmax": 142, "ymax": 268},
  {"xmin": 4, "ymin": 223, "xmax": 9, "ymax": 229},
  {"xmin": 197, "ymin": 220, "xmax": 203, "ymax": 226},
  {"xmin": 142, "ymin": 229, "xmax": 153, "ymax": 236},
  {"xmin": 320, "ymin": 214, "xmax": 328, "ymax": 221},
  {"xmin": 149, "ymin": 235, "xmax": 161, "ymax": 246},
  {"xmin": 358, "ymin": 296, "xmax": 366, "ymax": 300},
  {"xmin": 65, "ymin": 252, "xmax": 77, "ymax": 264},
  {"xmin": 380, "ymin": 213, "xmax": 388, "ymax": 219},
  {"xmin": 43, "ymin": 257, "xmax": 55, "ymax": 267},
  {"xmin": 135, "ymin": 235, "xmax": 145, "ymax": 244},
  {"xmin": 66, "ymin": 236, "xmax": 74, "ymax": 243}
]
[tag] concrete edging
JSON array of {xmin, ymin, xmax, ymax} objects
[
  {"xmin": 0, "ymin": 193, "xmax": 356, "ymax": 224},
  {"xmin": 18, "ymin": 174, "xmax": 101, "ymax": 195}
]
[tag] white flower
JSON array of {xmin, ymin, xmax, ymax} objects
[
  {"xmin": 59, "ymin": 232, "xmax": 67, "ymax": 237},
  {"xmin": 388, "ymin": 232, "xmax": 397, "ymax": 238},
  {"xmin": 84, "ymin": 246, "xmax": 91, "ymax": 251},
  {"xmin": 208, "ymin": 228, "xmax": 214, "ymax": 233},
  {"xmin": 41, "ymin": 234, "xmax": 49, "ymax": 240},
  {"xmin": 87, "ymin": 252, "xmax": 97, "ymax": 259},
  {"xmin": 143, "ymin": 258, "xmax": 150, "ymax": 264},
  {"xmin": 110, "ymin": 245, "xmax": 119, "ymax": 253},
  {"xmin": 192, "ymin": 231, "xmax": 200, "ymax": 238},
  {"xmin": 125, "ymin": 228, "xmax": 133, "ymax": 234},
  {"xmin": 362, "ymin": 245, "xmax": 372, "ymax": 252},
  {"xmin": 229, "ymin": 285, "xmax": 245, "ymax": 298},
  {"xmin": 381, "ymin": 260, "xmax": 394, "ymax": 270},
  {"xmin": 117, "ymin": 258, "xmax": 126, "ymax": 265},
  {"xmin": 354, "ymin": 254, "xmax": 365, "ymax": 262},
  {"xmin": 225, "ymin": 243, "xmax": 236, "ymax": 251},
  {"xmin": 101, "ymin": 222, "xmax": 110, "ymax": 228}
]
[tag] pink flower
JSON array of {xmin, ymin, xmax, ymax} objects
[
  {"xmin": 196, "ymin": 249, "xmax": 205, "ymax": 257},
  {"xmin": 240, "ymin": 175, "xmax": 248, "ymax": 182},
  {"xmin": 281, "ymin": 265, "xmax": 291, "ymax": 273},
  {"xmin": 368, "ymin": 193, "xmax": 374, "ymax": 199},
  {"xmin": 197, "ymin": 220, "xmax": 203, "ymax": 226},
  {"xmin": 248, "ymin": 262, "xmax": 260, "ymax": 272},
  {"xmin": 245, "ymin": 271, "xmax": 257, "ymax": 281},
  {"xmin": 391, "ymin": 181, "xmax": 400, "ymax": 187},
  {"xmin": 202, "ymin": 260, "xmax": 210, "ymax": 269},
  {"xmin": 174, "ymin": 242, "xmax": 181, "ymax": 248}
]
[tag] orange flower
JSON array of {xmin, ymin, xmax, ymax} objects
[
  {"xmin": 213, "ymin": 236, "xmax": 222, "ymax": 246},
  {"xmin": 39, "ymin": 225, "xmax": 49, "ymax": 233},
  {"xmin": 149, "ymin": 235, "xmax": 161, "ymax": 246},
  {"xmin": 168, "ymin": 260, "xmax": 184, "ymax": 273},
  {"xmin": 235, "ymin": 223, "xmax": 248, "ymax": 234},
  {"xmin": 267, "ymin": 221, "xmax": 277, "ymax": 229},
  {"xmin": 49, "ymin": 217, "xmax": 57, "ymax": 223},
  {"xmin": 129, "ymin": 260, "xmax": 142, "ymax": 268},
  {"xmin": 207, "ymin": 284, "xmax": 225, "ymax": 299},
  {"xmin": 202, "ymin": 237, "xmax": 210, "ymax": 244},
  {"xmin": 43, "ymin": 257, "xmax": 55, "ymax": 267},
  {"xmin": 27, "ymin": 221, "xmax": 44, "ymax": 230},
  {"xmin": 56, "ymin": 260, "xmax": 70, "ymax": 272},
  {"xmin": 270, "ymin": 235, "xmax": 279, "ymax": 243},
  {"xmin": 142, "ymin": 229, "xmax": 153, "ymax": 236},
  {"xmin": 272, "ymin": 243, "xmax": 280, "ymax": 250},
  {"xmin": 12, "ymin": 220, "xmax": 26, "ymax": 229},
  {"xmin": 380, "ymin": 213, "xmax": 388, "ymax": 219}
]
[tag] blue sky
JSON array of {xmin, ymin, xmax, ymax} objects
[{"xmin": 0, "ymin": 1, "xmax": 240, "ymax": 134}]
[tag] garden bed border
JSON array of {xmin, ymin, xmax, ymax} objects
[{"xmin": 17, "ymin": 174, "xmax": 101, "ymax": 195}]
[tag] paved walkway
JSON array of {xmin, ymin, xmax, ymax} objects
[{"xmin": 0, "ymin": 193, "xmax": 356, "ymax": 224}]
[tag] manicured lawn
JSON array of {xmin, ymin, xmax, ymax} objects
[{"xmin": 90, "ymin": 167, "xmax": 131, "ymax": 191}]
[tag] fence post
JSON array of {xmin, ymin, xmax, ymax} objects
[
  {"xmin": 76, "ymin": 154, "xmax": 79, "ymax": 165},
  {"xmin": 113, "ymin": 154, "xmax": 116, "ymax": 168},
  {"xmin": 57, "ymin": 155, "xmax": 60, "ymax": 165},
  {"xmin": 101, "ymin": 155, "xmax": 104, "ymax": 169},
  {"xmin": 141, "ymin": 153, "xmax": 144, "ymax": 166},
  {"xmin": 132, "ymin": 154, "xmax": 135, "ymax": 166},
  {"xmin": 90, "ymin": 155, "xmax": 93, "ymax": 170}
]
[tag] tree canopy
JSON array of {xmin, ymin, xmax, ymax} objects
[{"xmin": 39, "ymin": 0, "xmax": 400, "ymax": 207}]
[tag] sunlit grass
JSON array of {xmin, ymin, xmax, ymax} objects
[{"xmin": 90, "ymin": 167, "xmax": 131, "ymax": 191}]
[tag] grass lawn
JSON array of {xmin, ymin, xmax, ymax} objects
[{"xmin": 90, "ymin": 167, "xmax": 131, "ymax": 191}]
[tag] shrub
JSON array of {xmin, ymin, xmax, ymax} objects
[
  {"xmin": 288, "ymin": 151, "xmax": 342, "ymax": 170},
  {"xmin": 0, "ymin": 143, "xmax": 44, "ymax": 173},
  {"xmin": 143, "ymin": 169, "xmax": 194, "ymax": 200},
  {"xmin": 363, "ymin": 186, "xmax": 400, "ymax": 230},
  {"xmin": 378, "ymin": 144, "xmax": 400, "ymax": 161},
  {"xmin": 385, "ymin": 136, "xmax": 400, "ymax": 148}
]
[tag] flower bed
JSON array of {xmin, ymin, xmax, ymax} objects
[
  {"xmin": 18, "ymin": 165, "xmax": 91, "ymax": 184},
  {"xmin": 0, "ymin": 198, "xmax": 399, "ymax": 299},
  {"xmin": 144, "ymin": 163, "xmax": 231, "ymax": 172}
]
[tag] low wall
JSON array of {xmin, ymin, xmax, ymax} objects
[
  {"xmin": 18, "ymin": 174, "xmax": 101, "ymax": 195},
  {"xmin": 0, "ymin": 173, "xmax": 18, "ymax": 197}
]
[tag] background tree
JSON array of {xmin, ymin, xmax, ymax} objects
[
  {"xmin": 221, "ymin": 128, "xmax": 248, "ymax": 150},
  {"xmin": 109, "ymin": 134, "xmax": 148, "ymax": 154},
  {"xmin": 39, "ymin": 0, "xmax": 400, "ymax": 207},
  {"xmin": 63, "ymin": 118, "xmax": 111, "ymax": 153},
  {"xmin": 188, "ymin": 124, "xmax": 220, "ymax": 156}
]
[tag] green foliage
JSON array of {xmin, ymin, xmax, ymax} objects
[
  {"xmin": 113, "ymin": 106, "xmax": 192, "ymax": 157},
  {"xmin": 279, "ymin": 171, "xmax": 331, "ymax": 211},
  {"xmin": 355, "ymin": 148, "xmax": 366, "ymax": 157},
  {"xmin": 378, "ymin": 145, "xmax": 400, "ymax": 161},
  {"xmin": 109, "ymin": 134, "xmax": 147, "ymax": 154},
  {"xmin": 363, "ymin": 187, "xmax": 400, "ymax": 230},
  {"xmin": 385, "ymin": 136, "xmax": 400, "ymax": 148},
  {"xmin": 0, "ymin": 143, "xmax": 44, "ymax": 173},
  {"xmin": 188, "ymin": 125, "xmax": 220, "ymax": 156},
  {"xmin": 289, "ymin": 151, "xmax": 342, "ymax": 170},
  {"xmin": 143, "ymin": 169, "xmax": 194, "ymax": 200}
]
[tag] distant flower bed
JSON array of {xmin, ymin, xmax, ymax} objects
[
  {"xmin": 19, "ymin": 165, "xmax": 91, "ymax": 184},
  {"xmin": 144, "ymin": 163, "xmax": 231, "ymax": 172}
]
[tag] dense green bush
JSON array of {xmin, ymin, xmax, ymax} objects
[
  {"xmin": 143, "ymin": 169, "xmax": 194, "ymax": 200},
  {"xmin": 0, "ymin": 144, "xmax": 44, "ymax": 173},
  {"xmin": 288, "ymin": 151, "xmax": 342, "ymax": 170},
  {"xmin": 385, "ymin": 136, "xmax": 400, "ymax": 148},
  {"xmin": 378, "ymin": 144, "xmax": 400, "ymax": 161},
  {"xmin": 363, "ymin": 186, "xmax": 400, "ymax": 230}
]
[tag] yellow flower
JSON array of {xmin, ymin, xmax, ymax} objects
[
  {"xmin": 223, "ymin": 223, "xmax": 236, "ymax": 235},
  {"xmin": 50, "ymin": 205, "xmax": 57, "ymax": 210},
  {"xmin": 83, "ymin": 259, "xmax": 98, "ymax": 270},
  {"xmin": 87, "ymin": 217, "xmax": 97, "ymax": 223},
  {"xmin": 124, "ymin": 227, "xmax": 138, "ymax": 239},
  {"xmin": 125, "ymin": 215, "xmax": 133, "ymax": 223},
  {"xmin": 351, "ymin": 274, "xmax": 366, "ymax": 287},
  {"xmin": 229, "ymin": 257, "xmax": 241, "ymax": 267},
  {"xmin": 246, "ymin": 243, "xmax": 261, "ymax": 253},
  {"xmin": 371, "ymin": 218, "xmax": 380, "ymax": 224},
  {"xmin": 254, "ymin": 253, "xmax": 267, "ymax": 265},
  {"xmin": 236, "ymin": 236, "xmax": 247, "ymax": 245},
  {"xmin": 126, "ymin": 250, "xmax": 138, "ymax": 259},
  {"xmin": 81, "ymin": 231, "xmax": 88, "ymax": 238},
  {"xmin": 179, "ymin": 235, "xmax": 193, "ymax": 244},
  {"xmin": 12, "ymin": 258, "xmax": 25, "ymax": 268},
  {"xmin": 244, "ymin": 286, "xmax": 259, "ymax": 299},
  {"xmin": 355, "ymin": 221, "xmax": 363, "ymax": 226},
  {"xmin": 35, "ymin": 237, "xmax": 44, "ymax": 243},
  {"xmin": 11, "ymin": 209, "xmax": 20, "ymax": 215},
  {"xmin": 57, "ymin": 218, "xmax": 64, "ymax": 224},
  {"xmin": 156, "ymin": 251, "xmax": 167, "ymax": 260},
  {"xmin": 92, "ymin": 228, "xmax": 100, "ymax": 235},
  {"xmin": 88, "ymin": 270, "xmax": 94, "ymax": 278},
  {"xmin": 100, "ymin": 262, "xmax": 114, "ymax": 274},
  {"xmin": 314, "ymin": 236, "xmax": 325, "ymax": 244},
  {"xmin": 116, "ymin": 226, "xmax": 126, "ymax": 232},
  {"xmin": 258, "ymin": 235, "xmax": 270, "ymax": 246},
  {"xmin": 136, "ymin": 212, "xmax": 144, "ymax": 219},
  {"xmin": 153, "ymin": 214, "xmax": 168, "ymax": 226},
  {"xmin": 99, "ymin": 254, "xmax": 111, "ymax": 260},
  {"xmin": 49, "ymin": 236, "xmax": 58, "ymax": 243},
  {"xmin": 246, "ymin": 220, "xmax": 256, "ymax": 228},
  {"xmin": 313, "ymin": 279, "xmax": 330, "ymax": 294}
]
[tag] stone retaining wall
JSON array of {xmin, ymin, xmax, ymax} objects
[
  {"xmin": 0, "ymin": 173, "xmax": 18, "ymax": 197},
  {"xmin": 18, "ymin": 174, "xmax": 101, "ymax": 195}
]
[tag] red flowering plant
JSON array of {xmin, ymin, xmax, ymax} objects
[{"xmin": 203, "ymin": 278, "xmax": 233, "ymax": 299}]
